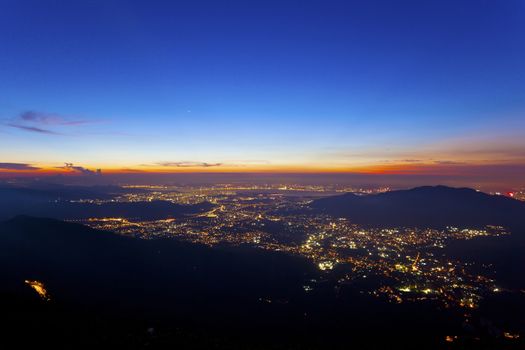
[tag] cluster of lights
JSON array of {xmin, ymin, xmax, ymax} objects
[{"xmin": 77, "ymin": 184, "xmax": 509, "ymax": 311}]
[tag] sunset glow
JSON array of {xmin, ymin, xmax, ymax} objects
[{"xmin": 0, "ymin": 1, "xmax": 524, "ymax": 190}]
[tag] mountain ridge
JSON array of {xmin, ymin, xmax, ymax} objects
[{"xmin": 311, "ymin": 185, "xmax": 525, "ymax": 228}]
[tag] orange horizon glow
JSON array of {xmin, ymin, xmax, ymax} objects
[{"xmin": 1, "ymin": 160, "xmax": 524, "ymax": 177}]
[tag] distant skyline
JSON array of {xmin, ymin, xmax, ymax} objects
[{"xmin": 1, "ymin": 1, "xmax": 525, "ymax": 188}]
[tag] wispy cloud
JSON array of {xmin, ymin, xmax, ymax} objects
[
  {"xmin": 5, "ymin": 110, "xmax": 95, "ymax": 135},
  {"xmin": 0, "ymin": 162, "xmax": 41, "ymax": 170},
  {"xmin": 329, "ymin": 138, "xmax": 525, "ymax": 166},
  {"xmin": 7, "ymin": 123, "xmax": 61, "ymax": 135},
  {"xmin": 433, "ymin": 160, "xmax": 466, "ymax": 165},
  {"xmin": 156, "ymin": 161, "xmax": 223, "ymax": 168},
  {"xmin": 19, "ymin": 110, "xmax": 91, "ymax": 125}
]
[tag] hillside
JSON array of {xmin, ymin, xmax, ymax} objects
[{"xmin": 311, "ymin": 186, "xmax": 525, "ymax": 227}]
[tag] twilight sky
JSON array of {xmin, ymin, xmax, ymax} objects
[{"xmin": 1, "ymin": 0, "xmax": 524, "ymax": 186}]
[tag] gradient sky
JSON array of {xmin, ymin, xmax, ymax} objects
[{"xmin": 1, "ymin": 0, "xmax": 525, "ymax": 185}]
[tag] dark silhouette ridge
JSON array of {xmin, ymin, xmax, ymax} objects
[
  {"xmin": 0, "ymin": 215, "xmax": 524, "ymax": 349},
  {"xmin": 0, "ymin": 183, "xmax": 133, "ymax": 200},
  {"xmin": 0, "ymin": 184, "xmax": 214, "ymax": 220},
  {"xmin": 0, "ymin": 215, "xmax": 315, "ymax": 318},
  {"xmin": 311, "ymin": 186, "xmax": 525, "ymax": 227}
]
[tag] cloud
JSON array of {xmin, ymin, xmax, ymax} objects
[
  {"xmin": 142, "ymin": 160, "xmax": 270, "ymax": 169},
  {"xmin": 156, "ymin": 161, "xmax": 223, "ymax": 168},
  {"xmin": 7, "ymin": 123, "xmax": 61, "ymax": 135},
  {"xmin": 0, "ymin": 162, "xmax": 41, "ymax": 170},
  {"xmin": 57, "ymin": 163, "xmax": 102, "ymax": 175},
  {"xmin": 433, "ymin": 160, "xmax": 466, "ymax": 165},
  {"xmin": 4, "ymin": 110, "xmax": 94, "ymax": 135},
  {"xmin": 402, "ymin": 159, "xmax": 422, "ymax": 163},
  {"xmin": 19, "ymin": 110, "xmax": 90, "ymax": 126}
]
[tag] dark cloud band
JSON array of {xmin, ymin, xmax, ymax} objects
[
  {"xmin": 157, "ymin": 161, "xmax": 223, "ymax": 168},
  {"xmin": 0, "ymin": 162, "xmax": 41, "ymax": 170}
]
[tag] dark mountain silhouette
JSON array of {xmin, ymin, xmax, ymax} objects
[
  {"xmin": 0, "ymin": 185, "xmax": 213, "ymax": 220},
  {"xmin": 0, "ymin": 216, "xmax": 328, "ymax": 348},
  {"xmin": 0, "ymin": 216, "xmax": 523, "ymax": 349},
  {"xmin": 0, "ymin": 183, "xmax": 134, "ymax": 201},
  {"xmin": 311, "ymin": 186, "xmax": 525, "ymax": 227},
  {"xmin": 0, "ymin": 216, "xmax": 312, "ymax": 306},
  {"xmin": 0, "ymin": 216, "xmax": 318, "ymax": 328}
]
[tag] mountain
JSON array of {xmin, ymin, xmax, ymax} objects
[
  {"xmin": 0, "ymin": 216, "xmax": 318, "ymax": 348},
  {"xmin": 0, "ymin": 216, "xmax": 321, "ymax": 326},
  {"xmin": 0, "ymin": 216, "xmax": 313, "ymax": 307},
  {"xmin": 0, "ymin": 183, "xmax": 132, "ymax": 201},
  {"xmin": 1, "ymin": 216, "xmax": 523, "ymax": 349},
  {"xmin": 310, "ymin": 186, "xmax": 525, "ymax": 228},
  {"xmin": 0, "ymin": 184, "xmax": 213, "ymax": 220}
]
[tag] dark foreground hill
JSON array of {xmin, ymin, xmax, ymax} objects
[
  {"xmin": 0, "ymin": 216, "xmax": 523, "ymax": 349},
  {"xmin": 0, "ymin": 215, "xmax": 313, "ymax": 309},
  {"xmin": 311, "ymin": 186, "xmax": 525, "ymax": 227},
  {"xmin": 0, "ymin": 216, "xmax": 317, "ymax": 348}
]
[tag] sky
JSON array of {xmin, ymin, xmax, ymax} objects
[{"xmin": 1, "ymin": 0, "xmax": 524, "ymax": 187}]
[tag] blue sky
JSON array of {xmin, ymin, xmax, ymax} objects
[{"xmin": 1, "ymin": 0, "xmax": 524, "ymax": 179}]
